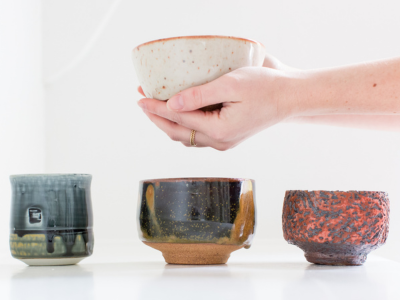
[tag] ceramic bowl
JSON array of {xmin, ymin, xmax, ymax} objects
[
  {"xmin": 138, "ymin": 178, "xmax": 256, "ymax": 264},
  {"xmin": 132, "ymin": 35, "xmax": 265, "ymax": 108},
  {"xmin": 9, "ymin": 174, "xmax": 94, "ymax": 266},
  {"xmin": 282, "ymin": 190, "xmax": 389, "ymax": 266}
]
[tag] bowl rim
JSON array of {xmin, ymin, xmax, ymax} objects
[
  {"xmin": 140, "ymin": 177, "xmax": 254, "ymax": 183},
  {"xmin": 133, "ymin": 35, "xmax": 265, "ymax": 51},
  {"xmin": 285, "ymin": 190, "xmax": 388, "ymax": 194},
  {"xmin": 10, "ymin": 173, "xmax": 92, "ymax": 178}
]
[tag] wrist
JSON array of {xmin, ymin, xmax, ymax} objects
[
  {"xmin": 288, "ymin": 69, "xmax": 336, "ymax": 117},
  {"xmin": 278, "ymin": 70, "xmax": 312, "ymax": 119}
]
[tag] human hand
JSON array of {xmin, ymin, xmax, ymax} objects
[
  {"xmin": 138, "ymin": 54, "xmax": 400, "ymax": 142},
  {"xmin": 137, "ymin": 55, "xmax": 302, "ymax": 151}
]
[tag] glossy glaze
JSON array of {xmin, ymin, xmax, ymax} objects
[
  {"xmin": 9, "ymin": 174, "xmax": 94, "ymax": 265},
  {"xmin": 282, "ymin": 190, "xmax": 390, "ymax": 265},
  {"xmin": 138, "ymin": 178, "xmax": 256, "ymax": 264},
  {"xmin": 132, "ymin": 36, "xmax": 265, "ymax": 103}
]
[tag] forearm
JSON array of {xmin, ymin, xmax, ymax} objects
[
  {"xmin": 292, "ymin": 57, "xmax": 400, "ymax": 117},
  {"xmin": 286, "ymin": 115, "xmax": 400, "ymax": 132}
]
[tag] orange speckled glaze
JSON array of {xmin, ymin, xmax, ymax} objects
[
  {"xmin": 132, "ymin": 36, "xmax": 265, "ymax": 102},
  {"xmin": 282, "ymin": 190, "xmax": 389, "ymax": 265},
  {"xmin": 134, "ymin": 35, "xmax": 265, "ymax": 51}
]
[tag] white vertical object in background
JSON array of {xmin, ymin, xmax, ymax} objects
[{"xmin": 0, "ymin": 1, "xmax": 45, "ymax": 253}]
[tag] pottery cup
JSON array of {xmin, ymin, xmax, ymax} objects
[
  {"xmin": 138, "ymin": 178, "xmax": 256, "ymax": 264},
  {"xmin": 9, "ymin": 174, "xmax": 94, "ymax": 266},
  {"xmin": 282, "ymin": 190, "xmax": 390, "ymax": 266},
  {"xmin": 132, "ymin": 35, "xmax": 265, "ymax": 110}
]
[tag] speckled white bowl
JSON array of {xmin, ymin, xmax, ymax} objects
[{"xmin": 132, "ymin": 35, "xmax": 266, "ymax": 101}]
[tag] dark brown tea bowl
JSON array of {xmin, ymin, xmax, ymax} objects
[
  {"xmin": 282, "ymin": 190, "xmax": 389, "ymax": 266},
  {"xmin": 138, "ymin": 178, "xmax": 256, "ymax": 264}
]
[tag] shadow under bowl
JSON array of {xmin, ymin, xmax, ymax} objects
[{"xmin": 282, "ymin": 190, "xmax": 389, "ymax": 266}]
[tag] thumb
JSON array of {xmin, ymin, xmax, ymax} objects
[{"xmin": 167, "ymin": 75, "xmax": 233, "ymax": 112}]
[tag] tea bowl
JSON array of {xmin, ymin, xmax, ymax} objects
[
  {"xmin": 9, "ymin": 174, "xmax": 94, "ymax": 266},
  {"xmin": 132, "ymin": 35, "xmax": 265, "ymax": 108},
  {"xmin": 138, "ymin": 178, "xmax": 256, "ymax": 264},
  {"xmin": 282, "ymin": 190, "xmax": 389, "ymax": 266}
]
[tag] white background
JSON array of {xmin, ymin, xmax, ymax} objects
[
  {"xmin": 0, "ymin": 1, "xmax": 45, "ymax": 254},
  {"xmin": 1, "ymin": 0, "xmax": 400, "ymax": 260}
]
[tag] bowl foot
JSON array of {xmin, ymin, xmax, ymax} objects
[
  {"xmin": 17, "ymin": 257, "xmax": 86, "ymax": 266},
  {"xmin": 304, "ymin": 251, "xmax": 367, "ymax": 266},
  {"xmin": 143, "ymin": 242, "xmax": 243, "ymax": 265}
]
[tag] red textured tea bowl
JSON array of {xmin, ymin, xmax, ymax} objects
[{"xmin": 282, "ymin": 190, "xmax": 390, "ymax": 266}]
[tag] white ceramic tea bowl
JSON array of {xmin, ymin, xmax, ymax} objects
[{"xmin": 132, "ymin": 35, "xmax": 266, "ymax": 101}]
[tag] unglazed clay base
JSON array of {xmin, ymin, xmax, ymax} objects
[
  {"xmin": 143, "ymin": 242, "xmax": 243, "ymax": 265},
  {"xmin": 304, "ymin": 251, "xmax": 367, "ymax": 266},
  {"xmin": 19, "ymin": 257, "xmax": 85, "ymax": 266}
]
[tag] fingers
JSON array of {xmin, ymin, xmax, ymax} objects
[
  {"xmin": 137, "ymin": 86, "xmax": 145, "ymax": 97},
  {"xmin": 138, "ymin": 98, "xmax": 221, "ymax": 136},
  {"xmin": 166, "ymin": 73, "xmax": 237, "ymax": 112},
  {"xmin": 142, "ymin": 110, "xmax": 224, "ymax": 148}
]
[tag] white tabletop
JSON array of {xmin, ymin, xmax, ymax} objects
[{"xmin": 0, "ymin": 240, "xmax": 399, "ymax": 300}]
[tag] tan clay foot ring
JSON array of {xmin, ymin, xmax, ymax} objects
[{"xmin": 143, "ymin": 242, "xmax": 243, "ymax": 265}]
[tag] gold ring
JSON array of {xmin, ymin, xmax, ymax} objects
[{"xmin": 190, "ymin": 129, "xmax": 197, "ymax": 147}]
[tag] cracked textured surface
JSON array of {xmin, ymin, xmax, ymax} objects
[{"xmin": 282, "ymin": 190, "xmax": 389, "ymax": 265}]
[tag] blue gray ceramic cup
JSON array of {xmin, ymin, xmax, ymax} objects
[{"xmin": 9, "ymin": 174, "xmax": 94, "ymax": 266}]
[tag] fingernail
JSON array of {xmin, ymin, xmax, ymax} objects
[
  {"xmin": 168, "ymin": 95, "xmax": 184, "ymax": 111},
  {"xmin": 137, "ymin": 101, "xmax": 146, "ymax": 110}
]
